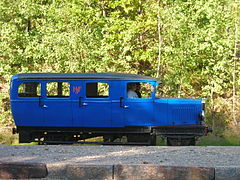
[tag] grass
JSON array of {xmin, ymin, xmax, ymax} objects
[{"xmin": 197, "ymin": 134, "xmax": 240, "ymax": 146}]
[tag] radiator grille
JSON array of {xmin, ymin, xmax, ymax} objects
[{"xmin": 172, "ymin": 106, "xmax": 198, "ymax": 124}]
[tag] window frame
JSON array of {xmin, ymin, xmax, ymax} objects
[
  {"xmin": 45, "ymin": 81, "xmax": 71, "ymax": 99},
  {"xmin": 17, "ymin": 82, "xmax": 41, "ymax": 98},
  {"xmin": 85, "ymin": 81, "xmax": 110, "ymax": 99}
]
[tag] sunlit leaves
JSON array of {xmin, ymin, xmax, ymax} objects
[{"xmin": 0, "ymin": 0, "xmax": 239, "ymax": 99}]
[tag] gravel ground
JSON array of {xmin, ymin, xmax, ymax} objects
[{"xmin": 0, "ymin": 145, "xmax": 239, "ymax": 167}]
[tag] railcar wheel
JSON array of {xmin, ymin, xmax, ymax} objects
[
  {"xmin": 103, "ymin": 135, "xmax": 117, "ymax": 142},
  {"xmin": 127, "ymin": 134, "xmax": 153, "ymax": 145},
  {"xmin": 19, "ymin": 132, "xmax": 31, "ymax": 143},
  {"xmin": 183, "ymin": 138, "xmax": 196, "ymax": 146},
  {"xmin": 150, "ymin": 135, "xmax": 156, "ymax": 146},
  {"xmin": 188, "ymin": 138, "xmax": 196, "ymax": 146},
  {"xmin": 127, "ymin": 134, "xmax": 146, "ymax": 143},
  {"xmin": 167, "ymin": 137, "xmax": 196, "ymax": 146},
  {"xmin": 167, "ymin": 138, "xmax": 177, "ymax": 146}
]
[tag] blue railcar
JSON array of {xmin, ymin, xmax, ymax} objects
[{"xmin": 10, "ymin": 73, "xmax": 208, "ymax": 145}]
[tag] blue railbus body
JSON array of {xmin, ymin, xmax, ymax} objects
[{"xmin": 10, "ymin": 73, "xmax": 207, "ymax": 145}]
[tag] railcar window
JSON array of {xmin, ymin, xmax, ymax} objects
[
  {"xmin": 47, "ymin": 82, "xmax": 70, "ymax": 98},
  {"xmin": 18, "ymin": 82, "xmax": 40, "ymax": 97},
  {"xmin": 127, "ymin": 82, "xmax": 153, "ymax": 99},
  {"xmin": 86, "ymin": 82, "xmax": 109, "ymax": 98}
]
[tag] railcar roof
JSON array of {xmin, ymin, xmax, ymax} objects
[{"xmin": 14, "ymin": 73, "xmax": 157, "ymax": 81}]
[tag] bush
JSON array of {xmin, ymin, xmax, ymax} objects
[
  {"xmin": 197, "ymin": 126, "xmax": 240, "ymax": 146},
  {"xmin": 0, "ymin": 128, "xmax": 18, "ymax": 145}
]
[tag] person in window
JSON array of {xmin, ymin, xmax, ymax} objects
[
  {"xmin": 135, "ymin": 82, "xmax": 142, "ymax": 98},
  {"xmin": 127, "ymin": 83, "xmax": 139, "ymax": 98}
]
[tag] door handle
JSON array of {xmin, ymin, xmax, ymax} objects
[
  {"xmin": 38, "ymin": 96, "xmax": 43, "ymax": 107},
  {"xmin": 82, "ymin": 103, "xmax": 88, "ymax": 106},
  {"xmin": 120, "ymin": 97, "xmax": 124, "ymax": 108},
  {"xmin": 120, "ymin": 97, "xmax": 128, "ymax": 108},
  {"xmin": 38, "ymin": 96, "xmax": 47, "ymax": 108},
  {"xmin": 79, "ymin": 96, "xmax": 82, "ymax": 107},
  {"xmin": 79, "ymin": 97, "xmax": 88, "ymax": 107},
  {"xmin": 43, "ymin": 105, "xmax": 48, "ymax": 108}
]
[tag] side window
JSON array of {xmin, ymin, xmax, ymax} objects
[
  {"xmin": 47, "ymin": 82, "xmax": 70, "ymax": 98},
  {"xmin": 18, "ymin": 82, "xmax": 40, "ymax": 97},
  {"xmin": 86, "ymin": 82, "xmax": 109, "ymax": 98},
  {"xmin": 127, "ymin": 82, "xmax": 153, "ymax": 99}
]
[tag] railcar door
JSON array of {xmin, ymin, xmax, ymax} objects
[
  {"xmin": 41, "ymin": 81, "xmax": 73, "ymax": 127},
  {"xmin": 123, "ymin": 82, "xmax": 154, "ymax": 126},
  {"xmin": 76, "ymin": 81, "xmax": 111, "ymax": 127},
  {"xmin": 11, "ymin": 81, "xmax": 44, "ymax": 126}
]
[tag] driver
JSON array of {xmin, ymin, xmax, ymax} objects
[{"xmin": 127, "ymin": 83, "xmax": 139, "ymax": 98}]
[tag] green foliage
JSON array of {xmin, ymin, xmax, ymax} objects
[
  {"xmin": 0, "ymin": 129, "xmax": 18, "ymax": 145},
  {"xmin": 0, "ymin": 92, "xmax": 12, "ymax": 125}
]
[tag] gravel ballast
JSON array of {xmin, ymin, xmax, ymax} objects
[{"xmin": 0, "ymin": 145, "xmax": 239, "ymax": 167}]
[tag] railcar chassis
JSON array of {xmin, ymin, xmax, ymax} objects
[
  {"xmin": 14, "ymin": 126, "xmax": 157, "ymax": 146},
  {"xmin": 14, "ymin": 125, "xmax": 207, "ymax": 146}
]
